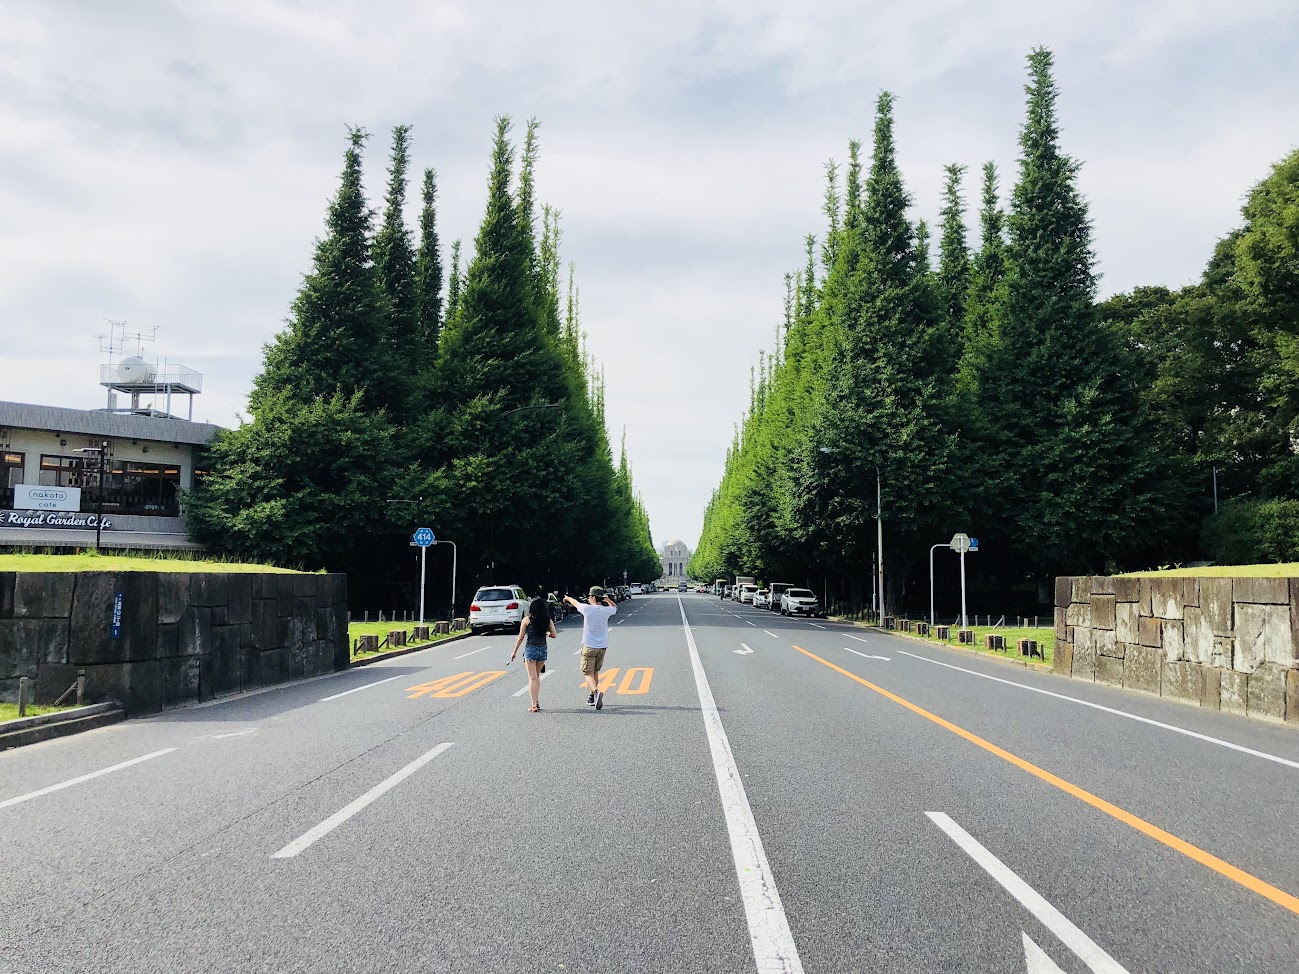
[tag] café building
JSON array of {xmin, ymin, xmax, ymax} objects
[{"xmin": 0, "ymin": 401, "xmax": 220, "ymax": 551}]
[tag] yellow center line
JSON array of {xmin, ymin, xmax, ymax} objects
[{"xmin": 792, "ymin": 644, "xmax": 1299, "ymax": 918}]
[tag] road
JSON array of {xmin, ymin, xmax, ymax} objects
[{"xmin": 3, "ymin": 592, "xmax": 1298, "ymax": 973}]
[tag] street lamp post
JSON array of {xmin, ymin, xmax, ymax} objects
[
  {"xmin": 929, "ymin": 542, "xmax": 944, "ymax": 627},
  {"xmin": 74, "ymin": 441, "xmax": 109, "ymax": 550}
]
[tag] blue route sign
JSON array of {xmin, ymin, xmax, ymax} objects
[{"xmin": 412, "ymin": 527, "xmax": 435, "ymax": 547}]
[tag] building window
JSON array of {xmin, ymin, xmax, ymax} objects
[
  {"xmin": 39, "ymin": 454, "xmax": 181, "ymax": 517},
  {"xmin": 2, "ymin": 451, "xmax": 23, "ymax": 509}
]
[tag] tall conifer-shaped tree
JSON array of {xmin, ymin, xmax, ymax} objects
[
  {"xmin": 373, "ymin": 125, "xmax": 418, "ymax": 359},
  {"xmin": 192, "ymin": 128, "xmax": 395, "ymax": 567},
  {"xmin": 971, "ymin": 47, "xmax": 1172, "ymax": 579},
  {"xmin": 962, "ymin": 162, "xmax": 1006, "ymax": 351},
  {"xmin": 938, "ymin": 163, "xmax": 971, "ymax": 350},
  {"xmin": 414, "ymin": 167, "xmax": 444, "ymax": 355},
  {"xmin": 809, "ymin": 92, "xmax": 953, "ymax": 610},
  {"xmin": 254, "ymin": 128, "xmax": 389, "ymax": 410},
  {"xmin": 446, "ymin": 239, "xmax": 463, "ymax": 322}
]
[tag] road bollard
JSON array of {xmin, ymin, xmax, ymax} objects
[
  {"xmin": 17, "ymin": 677, "xmax": 28, "ymax": 717},
  {"xmin": 76, "ymin": 669, "xmax": 86, "ymax": 706}
]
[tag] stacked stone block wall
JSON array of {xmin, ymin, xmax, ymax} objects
[
  {"xmin": 0, "ymin": 571, "xmax": 348, "ymax": 715},
  {"xmin": 1054, "ymin": 575, "xmax": 1299, "ymax": 723}
]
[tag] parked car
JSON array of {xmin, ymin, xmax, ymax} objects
[
  {"xmin": 470, "ymin": 585, "xmax": 531, "ymax": 633},
  {"xmin": 752, "ymin": 589, "xmax": 771, "ymax": 609},
  {"xmin": 767, "ymin": 582, "xmax": 794, "ymax": 611},
  {"xmin": 780, "ymin": 588, "xmax": 821, "ymax": 617},
  {"xmin": 630, "ymin": 584, "xmax": 643, "ymax": 595},
  {"xmin": 739, "ymin": 583, "xmax": 758, "ymax": 604}
]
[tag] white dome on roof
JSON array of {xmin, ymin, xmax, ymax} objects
[{"xmin": 664, "ymin": 538, "xmax": 685, "ymax": 547}]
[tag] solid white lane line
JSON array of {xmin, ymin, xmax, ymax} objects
[
  {"xmin": 847, "ymin": 634, "xmax": 871, "ymax": 643},
  {"xmin": 676, "ymin": 597, "xmax": 804, "ymax": 974},
  {"xmin": 927, "ymin": 812, "xmax": 1129, "ymax": 974},
  {"xmin": 764, "ymin": 630, "xmax": 778, "ymax": 638},
  {"xmin": 897, "ymin": 650, "xmax": 1299, "ymax": 771},
  {"xmin": 211, "ymin": 729, "xmax": 258, "ymax": 739},
  {"xmin": 452, "ymin": 646, "xmax": 490, "ymax": 660},
  {"xmin": 512, "ymin": 673, "xmax": 551, "ymax": 696},
  {"xmin": 0, "ymin": 749, "xmax": 177, "ymax": 811},
  {"xmin": 845, "ymin": 648, "xmax": 890, "ymax": 662},
  {"xmin": 319, "ymin": 674, "xmax": 402, "ymax": 701},
  {"xmin": 272, "ymin": 743, "xmax": 454, "ymax": 859}
]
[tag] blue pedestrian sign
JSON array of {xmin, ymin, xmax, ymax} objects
[
  {"xmin": 969, "ymin": 537, "xmax": 979, "ymax": 552},
  {"xmin": 412, "ymin": 527, "xmax": 435, "ymax": 547}
]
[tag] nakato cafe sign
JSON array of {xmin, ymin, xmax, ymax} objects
[
  {"xmin": 15, "ymin": 484, "xmax": 81, "ymax": 512},
  {"xmin": 0, "ymin": 510, "xmax": 112, "ymax": 530}
]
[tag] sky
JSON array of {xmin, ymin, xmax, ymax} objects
[{"xmin": 2, "ymin": 0, "xmax": 1297, "ymax": 553}]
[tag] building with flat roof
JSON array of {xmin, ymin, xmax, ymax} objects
[{"xmin": 0, "ymin": 400, "xmax": 220, "ymax": 551}]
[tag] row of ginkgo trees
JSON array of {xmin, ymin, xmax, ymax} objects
[
  {"xmin": 692, "ymin": 47, "xmax": 1299, "ymax": 613},
  {"xmin": 189, "ymin": 119, "xmax": 662, "ymax": 610}
]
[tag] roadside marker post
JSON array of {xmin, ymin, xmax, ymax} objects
[
  {"xmin": 949, "ymin": 534, "xmax": 979, "ymax": 630},
  {"xmin": 412, "ymin": 527, "xmax": 435, "ymax": 624}
]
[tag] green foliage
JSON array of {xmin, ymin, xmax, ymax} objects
[
  {"xmin": 415, "ymin": 167, "xmax": 444, "ymax": 355},
  {"xmin": 187, "ymin": 391, "xmax": 395, "ymax": 567},
  {"xmin": 1202, "ymin": 499, "xmax": 1299, "ymax": 564},
  {"xmin": 192, "ymin": 119, "xmax": 659, "ymax": 597},
  {"xmin": 695, "ymin": 46, "xmax": 1287, "ymax": 609},
  {"xmin": 254, "ymin": 128, "xmax": 395, "ymax": 413}
]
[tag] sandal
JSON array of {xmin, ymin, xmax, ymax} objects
[{"xmin": 528, "ymin": 705, "xmax": 540, "ymax": 713}]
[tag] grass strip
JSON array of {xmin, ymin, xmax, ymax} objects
[
  {"xmin": 0, "ymin": 702, "xmax": 74, "ymax": 723},
  {"xmin": 0, "ymin": 553, "xmax": 302, "ymax": 574}
]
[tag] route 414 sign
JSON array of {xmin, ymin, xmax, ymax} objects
[{"xmin": 412, "ymin": 527, "xmax": 435, "ymax": 547}]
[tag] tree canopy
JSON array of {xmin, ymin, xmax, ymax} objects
[
  {"xmin": 190, "ymin": 118, "xmax": 660, "ymax": 609},
  {"xmin": 692, "ymin": 47, "xmax": 1299, "ymax": 615}
]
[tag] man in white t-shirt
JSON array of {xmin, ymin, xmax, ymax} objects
[{"xmin": 563, "ymin": 585, "xmax": 618, "ymax": 710}]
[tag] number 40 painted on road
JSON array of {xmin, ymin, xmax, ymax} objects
[{"xmin": 582, "ymin": 667, "xmax": 653, "ymax": 695}]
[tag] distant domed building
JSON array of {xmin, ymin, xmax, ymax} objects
[{"xmin": 660, "ymin": 538, "xmax": 692, "ymax": 583}]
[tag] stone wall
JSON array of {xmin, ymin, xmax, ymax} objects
[
  {"xmin": 0, "ymin": 571, "xmax": 348, "ymax": 715},
  {"xmin": 1054, "ymin": 575, "xmax": 1299, "ymax": 723}
]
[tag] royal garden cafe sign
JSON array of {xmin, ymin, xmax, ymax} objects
[{"xmin": 0, "ymin": 510, "xmax": 112, "ymax": 530}]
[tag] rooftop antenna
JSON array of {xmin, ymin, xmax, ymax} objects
[{"xmin": 96, "ymin": 319, "xmax": 158, "ymax": 365}]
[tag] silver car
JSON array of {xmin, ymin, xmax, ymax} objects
[{"xmin": 469, "ymin": 585, "xmax": 531, "ymax": 633}]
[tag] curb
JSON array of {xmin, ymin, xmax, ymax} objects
[
  {"xmin": 350, "ymin": 630, "xmax": 473, "ymax": 667},
  {"xmin": 0, "ymin": 703, "xmax": 126, "ymax": 751},
  {"xmin": 826, "ymin": 618, "xmax": 1054, "ymax": 673}
]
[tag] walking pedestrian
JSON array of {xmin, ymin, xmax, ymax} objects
[
  {"xmin": 563, "ymin": 585, "xmax": 617, "ymax": 710},
  {"xmin": 511, "ymin": 596, "xmax": 557, "ymax": 713}
]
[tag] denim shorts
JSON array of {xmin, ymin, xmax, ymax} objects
[{"xmin": 524, "ymin": 643, "xmax": 548, "ymax": 662}]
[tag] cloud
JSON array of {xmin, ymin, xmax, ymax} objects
[{"xmin": 2, "ymin": 0, "xmax": 1297, "ymax": 549}]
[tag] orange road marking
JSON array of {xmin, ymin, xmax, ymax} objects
[
  {"xmin": 406, "ymin": 671, "xmax": 506, "ymax": 699},
  {"xmin": 792, "ymin": 644, "xmax": 1299, "ymax": 918},
  {"xmin": 433, "ymin": 671, "xmax": 506, "ymax": 697},
  {"xmin": 618, "ymin": 667, "xmax": 654, "ymax": 695},
  {"xmin": 407, "ymin": 673, "xmax": 474, "ymax": 699},
  {"xmin": 595, "ymin": 668, "xmax": 621, "ymax": 693}
]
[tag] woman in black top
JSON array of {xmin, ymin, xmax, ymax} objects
[{"xmin": 511, "ymin": 597, "xmax": 557, "ymax": 712}]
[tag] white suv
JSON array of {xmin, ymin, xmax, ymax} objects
[
  {"xmin": 469, "ymin": 585, "xmax": 530, "ymax": 633},
  {"xmin": 780, "ymin": 588, "xmax": 821, "ymax": 617}
]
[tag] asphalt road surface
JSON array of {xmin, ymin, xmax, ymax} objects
[{"xmin": 3, "ymin": 592, "xmax": 1298, "ymax": 973}]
